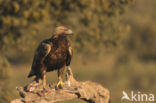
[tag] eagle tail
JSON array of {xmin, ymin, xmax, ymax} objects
[{"xmin": 27, "ymin": 70, "xmax": 35, "ymax": 78}]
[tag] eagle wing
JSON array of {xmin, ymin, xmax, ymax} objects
[
  {"xmin": 28, "ymin": 42, "xmax": 51, "ymax": 77},
  {"xmin": 66, "ymin": 43, "xmax": 72, "ymax": 66}
]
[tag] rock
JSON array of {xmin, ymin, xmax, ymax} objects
[{"xmin": 11, "ymin": 67, "xmax": 110, "ymax": 103}]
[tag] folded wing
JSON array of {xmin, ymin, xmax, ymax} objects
[
  {"xmin": 28, "ymin": 42, "xmax": 51, "ymax": 78},
  {"xmin": 66, "ymin": 43, "xmax": 72, "ymax": 66}
]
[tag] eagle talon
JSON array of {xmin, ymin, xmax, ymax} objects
[{"xmin": 56, "ymin": 80, "xmax": 64, "ymax": 89}]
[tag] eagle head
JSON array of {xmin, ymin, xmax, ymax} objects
[{"xmin": 53, "ymin": 26, "xmax": 73, "ymax": 37}]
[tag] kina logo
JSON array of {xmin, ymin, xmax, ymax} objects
[{"xmin": 121, "ymin": 91, "xmax": 154, "ymax": 102}]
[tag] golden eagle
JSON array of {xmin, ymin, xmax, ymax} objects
[{"xmin": 27, "ymin": 26, "xmax": 73, "ymax": 89}]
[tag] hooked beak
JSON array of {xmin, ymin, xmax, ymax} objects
[
  {"xmin": 68, "ymin": 29, "xmax": 73, "ymax": 35},
  {"xmin": 66, "ymin": 29, "xmax": 73, "ymax": 35}
]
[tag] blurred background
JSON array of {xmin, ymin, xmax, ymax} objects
[{"xmin": 0, "ymin": 0, "xmax": 156, "ymax": 103}]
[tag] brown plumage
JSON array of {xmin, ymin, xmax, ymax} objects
[{"xmin": 27, "ymin": 26, "xmax": 73, "ymax": 88}]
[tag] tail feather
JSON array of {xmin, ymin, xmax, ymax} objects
[{"xmin": 27, "ymin": 70, "xmax": 35, "ymax": 78}]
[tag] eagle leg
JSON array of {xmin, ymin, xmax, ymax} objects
[
  {"xmin": 56, "ymin": 66, "xmax": 65, "ymax": 89},
  {"xmin": 42, "ymin": 70, "xmax": 47, "ymax": 89}
]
